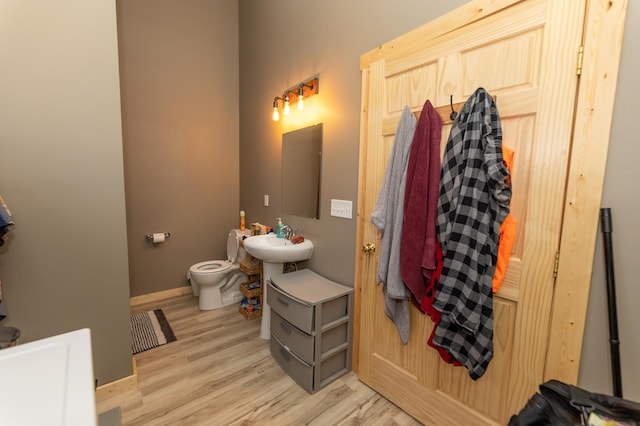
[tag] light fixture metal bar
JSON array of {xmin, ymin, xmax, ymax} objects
[{"xmin": 285, "ymin": 77, "xmax": 319, "ymax": 104}]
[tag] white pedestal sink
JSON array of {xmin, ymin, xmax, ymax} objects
[{"xmin": 242, "ymin": 234, "xmax": 313, "ymax": 340}]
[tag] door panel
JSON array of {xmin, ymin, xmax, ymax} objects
[
  {"xmin": 356, "ymin": 0, "xmax": 591, "ymax": 424},
  {"xmin": 437, "ymin": 299, "xmax": 517, "ymax": 421}
]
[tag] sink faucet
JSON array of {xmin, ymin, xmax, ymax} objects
[{"xmin": 280, "ymin": 224, "xmax": 295, "ymax": 240}]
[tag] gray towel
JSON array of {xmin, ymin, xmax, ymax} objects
[{"xmin": 371, "ymin": 106, "xmax": 416, "ymax": 344}]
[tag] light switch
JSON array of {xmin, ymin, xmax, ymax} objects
[
  {"xmin": 264, "ymin": 194, "xmax": 269, "ymax": 207},
  {"xmin": 330, "ymin": 199, "xmax": 352, "ymax": 219}
]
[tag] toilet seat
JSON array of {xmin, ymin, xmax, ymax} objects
[
  {"xmin": 189, "ymin": 260, "xmax": 233, "ymax": 275},
  {"xmin": 189, "ymin": 229, "xmax": 248, "ymax": 277}
]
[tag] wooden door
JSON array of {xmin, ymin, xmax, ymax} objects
[{"xmin": 354, "ymin": 0, "xmax": 627, "ymax": 424}]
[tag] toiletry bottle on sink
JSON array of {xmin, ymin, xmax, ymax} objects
[{"xmin": 275, "ymin": 218, "xmax": 284, "ymax": 238}]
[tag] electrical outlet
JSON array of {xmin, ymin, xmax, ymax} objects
[{"xmin": 330, "ymin": 199, "xmax": 352, "ymax": 219}]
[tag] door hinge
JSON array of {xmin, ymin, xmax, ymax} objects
[
  {"xmin": 576, "ymin": 45, "xmax": 584, "ymax": 76},
  {"xmin": 553, "ymin": 250, "xmax": 560, "ymax": 278}
]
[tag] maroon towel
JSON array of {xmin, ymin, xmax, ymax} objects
[{"xmin": 400, "ymin": 100, "xmax": 442, "ymax": 305}]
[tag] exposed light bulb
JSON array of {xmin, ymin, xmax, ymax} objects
[
  {"xmin": 297, "ymin": 89, "xmax": 304, "ymax": 111},
  {"xmin": 283, "ymin": 94, "xmax": 290, "ymax": 116},
  {"xmin": 272, "ymin": 97, "xmax": 281, "ymax": 121}
]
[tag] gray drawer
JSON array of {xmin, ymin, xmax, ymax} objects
[
  {"xmin": 271, "ymin": 310, "xmax": 314, "ymax": 364},
  {"xmin": 268, "ymin": 281, "xmax": 314, "ymax": 333},
  {"xmin": 318, "ymin": 296, "xmax": 349, "ymax": 330},
  {"xmin": 320, "ymin": 321, "xmax": 349, "ymax": 357},
  {"xmin": 319, "ymin": 348, "xmax": 349, "ymax": 389},
  {"xmin": 270, "ymin": 332, "xmax": 313, "ymax": 394}
]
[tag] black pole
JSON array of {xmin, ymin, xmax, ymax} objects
[{"xmin": 600, "ymin": 207, "xmax": 623, "ymax": 398}]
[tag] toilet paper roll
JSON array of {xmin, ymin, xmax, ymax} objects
[{"xmin": 152, "ymin": 233, "xmax": 165, "ymax": 244}]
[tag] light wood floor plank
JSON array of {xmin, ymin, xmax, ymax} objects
[{"xmin": 98, "ymin": 294, "xmax": 420, "ymax": 425}]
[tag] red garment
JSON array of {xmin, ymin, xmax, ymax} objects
[
  {"xmin": 396, "ymin": 100, "xmax": 457, "ymax": 365},
  {"xmin": 400, "ymin": 100, "xmax": 442, "ymax": 304}
]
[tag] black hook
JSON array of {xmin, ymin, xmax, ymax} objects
[{"xmin": 449, "ymin": 94, "xmax": 457, "ymax": 120}]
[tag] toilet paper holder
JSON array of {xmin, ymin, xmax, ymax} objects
[{"xmin": 145, "ymin": 232, "xmax": 171, "ymax": 241}]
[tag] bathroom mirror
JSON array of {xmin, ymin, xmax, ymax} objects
[{"xmin": 282, "ymin": 123, "xmax": 322, "ymax": 219}]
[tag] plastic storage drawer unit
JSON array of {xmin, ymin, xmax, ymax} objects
[{"xmin": 267, "ymin": 269, "xmax": 353, "ymax": 394}]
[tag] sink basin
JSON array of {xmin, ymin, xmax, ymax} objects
[
  {"xmin": 243, "ymin": 234, "xmax": 314, "ymax": 340},
  {"xmin": 242, "ymin": 234, "xmax": 313, "ymax": 263}
]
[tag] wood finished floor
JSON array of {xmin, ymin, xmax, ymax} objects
[{"xmin": 96, "ymin": 294, "xmax": 422, "ymax": 425}]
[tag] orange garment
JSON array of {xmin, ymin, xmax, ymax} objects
[{"xmin": 492, "ymin": 145, "xmax": 516, "ymax": 293}]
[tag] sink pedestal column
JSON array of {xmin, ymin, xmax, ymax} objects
[
  {"xmin": 259, "ymin": 261, "xmax": 282, "ymax": 340},
  {"xmin": 240, "ymin": 233, "xmax": 313, "ymax": 340}
]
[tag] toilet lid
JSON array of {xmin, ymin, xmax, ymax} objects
[
  {"xmin": 227, "ymin": 229, "xmax": 249, "ymax": 262},
  {"xmin": 190, "ymin": 260, "xmax": 231, "ymax": 274}
]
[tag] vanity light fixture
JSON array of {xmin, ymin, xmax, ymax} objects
[{"xmin": 271, "ymin": 76, "xmax": 319, "ymax": 121}]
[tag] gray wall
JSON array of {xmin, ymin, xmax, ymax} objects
[
  {"xmin": 117, "ymin": 0, "xmax": 240, "ymax": 297},
  {"xmin": 579, "ymin": 0, "xmax": 640, "ymax": 400},
  {"xmin": 0, "ymin": 1, "xmax": 131, "ymax": 385}
]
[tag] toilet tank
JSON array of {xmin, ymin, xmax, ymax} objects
[{"xmin": 228, "ymin": 229, "xmax": 250, "ymax": 263}]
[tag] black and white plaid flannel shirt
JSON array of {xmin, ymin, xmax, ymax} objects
[{"xmin": 432, "ymin": 87, "xmax": 511, "ymax": 380}]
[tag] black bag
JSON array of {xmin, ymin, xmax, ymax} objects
[{"xmin": 509, "ymin": 380, "xmax": 640, "ymax": 425}]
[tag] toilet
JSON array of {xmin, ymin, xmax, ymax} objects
[{"xmin": 188, "ymin": 229, "xmax": 251, "ymax": 310}]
